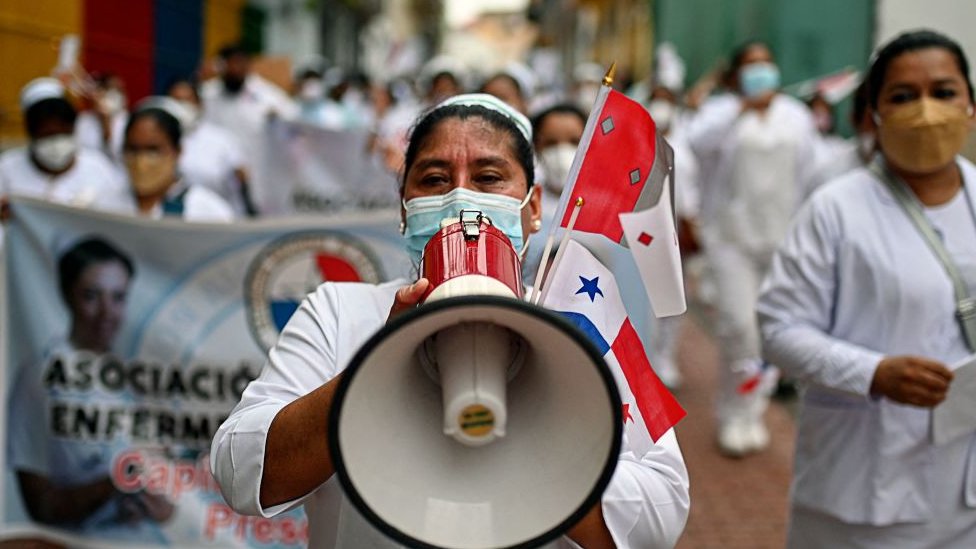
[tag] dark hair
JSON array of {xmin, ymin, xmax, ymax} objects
[
  {"xmin": 24, "ymin": 98, "xmax": 77, "ymax": 137},
  {"xmin": 58, "ymin": 237, "xmax": 135, "ymax": 304},
  {"xmin": 851, "ymin": 78, "xmax": 871, "ymax": 128},
  {"xmin": 867, "ymin": 29, "xmax": 974, "ymax": 108},
  {"xmin": 729, "ymin": 40, "xmax": 773, "ymax": 73},
  {"xmin": 481, "ymin": 73, "xmax": 524, "ymax": 97},
  {"xmin": 125, "ymin": 107, "xmax": 182, "ymax": 149},
  {"xmin": 402, "ymin": 104, "xmax": 535, "ymax": 189},
  {"xmin": 531, "ymin": 103, "xmax": 587, "ymax": 146},
  {"xmin": 166, "ymin": 76, "xmax": 200, "ymax": 102},
  {"xmin": 218, "ymin": 43, "xmax": 249, "ymax": 60}
]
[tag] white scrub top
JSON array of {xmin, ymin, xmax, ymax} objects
[
  {"xmin": 179, "ymin": 121, "xmax": 248, "ymax": 213},
  {"xmin": 758, "ymin": 158, "xmax": 976, "ymax": 532},
  {"xmin": 109, "ymin": 180, "xmax": 235, "ymax": 222},
  {"xmin": 212, "ymin": 281, "xmax": 690, "ymax": 548},
  {"xmin": 685, "ymin": 92, "xmax": 820, "ymax": 251},
  {"xmin": 201, "ymin": 74, "xmax": 298, "ymax": 215},
  {"xmin": 75, "ymin": 110, "xmax": 128, "ymax": 162},
  {"xmin": 0, "ymin": 146, "xmax": 127, "ymax": 210}
]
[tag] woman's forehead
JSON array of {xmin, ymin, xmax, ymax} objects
[
  {"xmin": 885, "ymin": 47, "xmax": 966, "ymax": 86},
  {"xmin": 417, "ymin": 117, "xmax": 517, "ymax": 160}
]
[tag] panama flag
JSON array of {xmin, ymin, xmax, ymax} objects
[
  {"xmin": 549, "ymin": 84, "xmax": 686, "ymax": 317},
  {"xmin": 541, "ymin": 239, "xmax": 685, "ymax": 446}
]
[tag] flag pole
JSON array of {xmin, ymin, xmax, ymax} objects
[
  {"xmin": 534, "ymin": 197, "xmax": 584, "ymax": 305},
  {"xmin": 603, "ymin": 61, "xmax": 617, "ymax": 87},
  {"xmin": 531, "ymin": 62, "xmax": 616, "ymax": 305}
]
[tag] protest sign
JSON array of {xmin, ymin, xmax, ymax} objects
[{"xmin": 1, "ymin": 197, "xmax": 411, "ymax": 547}]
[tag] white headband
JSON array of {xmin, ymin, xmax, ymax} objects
[{"xmin": 430, "ymin": 93, "xmax": 532, "ymax": 143}]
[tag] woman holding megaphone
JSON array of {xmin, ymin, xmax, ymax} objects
[{"xmin": 212, "ymin": 94, "xmax": 690, "ymax": 548}]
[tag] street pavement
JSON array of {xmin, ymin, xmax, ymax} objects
[{"xmin": 671, "ymin": 313, "xmax": 797, "ymax": 549}]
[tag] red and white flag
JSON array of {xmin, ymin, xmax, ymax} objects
[
  {"xmin": 548, "ymin": 84, "xmax": 686, "ymax": 317},
  {"xmin": 541, "ymin": 239, "xmax": 686, "ymax": 445}
]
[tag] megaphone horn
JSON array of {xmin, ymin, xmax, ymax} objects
[{"xmin": 328, "ymin": 211, "xmax": 622, "ymax": 549}]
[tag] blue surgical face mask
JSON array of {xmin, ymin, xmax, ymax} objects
[
  {"xmin": 739, "ymin": 62, "xmax": 780, "ymax": 98},
  {"xmin": 402, "ymin": 187, "xmax": 532, "ymax": 263}
]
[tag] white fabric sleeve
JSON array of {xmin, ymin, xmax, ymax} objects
[
  {"xmin": 602, "ymin": 429, "xmax": 690, "ymax": 548},
  {"xmin": 757, "ymin": 196, "xmax": 884, "ymax": 396},
  {"xmin": 186, "ymin": 187, "xmax": 236, "ymax": 222},
  {"xmin": 684, "ymin": 96, "xmax": 741, "ymax": 160},
  {"xmin": 211, "ymin": 284, "xmax": 341, "ymax": 517},
  {"xmin": 788, "ymin": 100, "xmax": 828, "ymax": 201}
]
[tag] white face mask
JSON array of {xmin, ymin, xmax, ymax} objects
[
  {"xmin": 647, "ymin": 99, "xmax": 675, "ymax": 132},
  {"xmin": 300, "ymin": 79, "xmax": 324, "ymax": 102},
  {"xmin": 539, "ymin": 143, "xmax": 577, "ymax": 194},
  {"xmin": 402, "ymin": 187, "xmax": 532, "ymax": 263},
  {"xmin": 32, "ymin": 134, "xmax": 77, "ymax": 172}
]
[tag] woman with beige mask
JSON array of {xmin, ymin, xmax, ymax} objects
[
  {"xmin": 758, "ymin": 30, "xmax": 976, "ymax": 547},
  {"xmin": 120, "ymin": 103, "xmax": 235, "ymax": 222}
]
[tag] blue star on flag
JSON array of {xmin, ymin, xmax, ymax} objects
[{"xmin": 576, "ymin": 275, "xmax": 604, "ymax": 302}]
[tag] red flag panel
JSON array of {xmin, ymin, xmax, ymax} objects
[
  {"xmin": 560, "ymin": 89, "xmax": 657, "ymax": 242},
  {"xmin": 611, "ymin": 318, "xmax": 685, "ymax": 441}
]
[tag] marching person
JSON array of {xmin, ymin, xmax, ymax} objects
[
  {"xmin": 212, "ymin": 93, "xmax": 690, "ymax": 548},
  {"xmin": 0, "ymin": 78, "xmax": 127, "ymax": 214},
  {"xmin": 200, "ymin": 44, "xmax": 298, "ymax": 214},
  {"xmin": 685, "ymin": 40, "xmax": 821, "ymax": 456},
  {"xmin": 758, "ymin": 30, "xmax": 976, "ymax": 547}
]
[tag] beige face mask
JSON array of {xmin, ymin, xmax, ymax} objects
[
  {"xmin": 126, "ymin": 152, "xmax": 176, "ymax": 197},
  {"xmin": 876, "ymin": 97, "xmax": 974, "ymax": 173}
]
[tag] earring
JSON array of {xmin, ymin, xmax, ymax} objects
[
  {"xmin": 399, "ymin": 220, "xmax": 406, "ymax": 234},
  {"xmin": 532, "ymin": 219, "xmax": 542, "ymax": 231}
]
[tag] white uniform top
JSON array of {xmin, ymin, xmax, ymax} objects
[
  {"xmin": 106, "ymin": 180, "xmax": 236, "ymax": 222},
  {"xmin": 212, "ymin": 281, "xmax": 690, "ymax": 549},
  {"xmin": 757, "ymin": 159, "xmax": 976, "ymax": 529},
  {"xmin": 75, "ymin": 110, "xmax": 127, "ymax": 162},
  {"xmin": 179, "ymin": 121, "xmax": 247, "ymax": 213},
  {"xmin": 201, "ymin": 75, "xmax": 298, "ymax": 214},
  {"xmin": 0, "ymin": 146, "xmax": 127, "ymax": 209},
  {"xmin": 685, "ymin": 93, "xmax": 820, "ymax": 252}
]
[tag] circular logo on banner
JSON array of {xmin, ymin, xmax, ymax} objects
[{"xmin": 245, "ymin": 232, "xmax": 383, "ymax": 351}]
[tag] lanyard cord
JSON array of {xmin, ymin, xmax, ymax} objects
[{"xmin": 869, "ymin": 156, "xmax": 976, "ymax": 352}]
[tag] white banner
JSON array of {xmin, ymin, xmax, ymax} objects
[
  {"xmin": 256, "ymin": 119, "xmax": 401, "ymax": 216},
  {"xmin": 1, "ymin": 197, "xmax": 412, "ymax": 548}
]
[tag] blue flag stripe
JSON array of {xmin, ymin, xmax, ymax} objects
[{"xmin": 557, "ymin": 311, "xmax": 611, "ymax": 355}]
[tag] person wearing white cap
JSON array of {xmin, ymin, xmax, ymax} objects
[
  {"xmin": 111, "ymin": 101, "xmax": 235, "ymax": 222},
  {"xmin": 0, "ymin": 78, "xmax": 128, "ymax": 218},
  {"xmin": 115, "ymin": 101, "xmax": 234, "ymax": 222},
  {"xmin": 211, "ymin": 93, "xmax": 689, "ymax": 549}
]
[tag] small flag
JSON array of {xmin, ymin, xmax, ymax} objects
[
  {"xmin": 541, "ymin": 240, "xmax": 685, "ymax": 444},
  {"xmin": 547, "ymin": 83, "xmax": 686, "ymax": 317},
  {"xmin": 619, "ymin": 174, "xmax": 686, "ymax": 317}
]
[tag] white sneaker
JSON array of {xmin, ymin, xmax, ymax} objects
[
  {"xmin": 744, "ymin": 419, "xmax": 770, "ymax": 452},
  {"xmin": 718, "ymin": 418, "xmax": 751, "ymax": 457},
  {"xmin": 718, "ymin": 417, "xmax": 769, "ymax": 457}
]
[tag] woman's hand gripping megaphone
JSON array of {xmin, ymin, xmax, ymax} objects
[{"xmin": 387, "ymin": 278, "xmax": 430, "ymax": 320}]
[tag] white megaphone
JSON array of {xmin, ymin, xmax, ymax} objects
[{"xmin": 329, "ymin": 210, "xmax": 622, "ymax": 549}]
